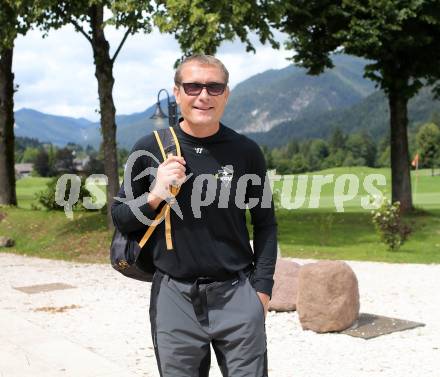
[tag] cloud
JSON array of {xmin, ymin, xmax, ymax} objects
[{"xmin": 13, "ymin": 24, "xmax": 291, "ymax": 121}]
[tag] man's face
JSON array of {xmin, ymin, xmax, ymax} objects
[{"xmin": 174, "ymin": 62, "xmax": 229, "ymax": 128}]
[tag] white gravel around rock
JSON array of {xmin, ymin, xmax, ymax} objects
[{"xmin": 1, "ymin": 252, "xmax": 439, "ymax": 377}]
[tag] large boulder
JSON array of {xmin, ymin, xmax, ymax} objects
[
  {"xmin": 296, "ymin": 260, "xmax": 359, "ymax": 333},
  {"xmin": 269, "ymin": 259, "xmax": 301, "ymax": 312}
]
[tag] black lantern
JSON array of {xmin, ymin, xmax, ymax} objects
[{"xmin": 150, "ymin": 89, "xmax": 179, "ymax": 128}]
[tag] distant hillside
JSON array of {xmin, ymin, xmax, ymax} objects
[
  {"xmin": 222, "ymin": 54, "xmax": 375, "ymax": 133},
  {"xmin": 247, "ymin": 86, "xmax": 440, "ymax": 147},
  {"xmin": 14, "ymin": 102, "xmax": 171, "ymax": 151},
  {"xmin": 14, "ymin": 109, "xmax": 97, "ymax": 145}
]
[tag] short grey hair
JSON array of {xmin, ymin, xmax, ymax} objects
[{"xmin": 174, "ymin": 54, "xmax": 229, "ymax": 85}]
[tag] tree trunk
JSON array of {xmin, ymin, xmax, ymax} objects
[
  {"xmin": 0, "ymin": 46, "xmax": 17, "ymax": 206},
  {"xmin": 90, "ymin": 5, "xmax": 118, "ymax": 229},
  {"xmin": 388, "ymin": 88, "xmax": 413, "ymax": 214}
]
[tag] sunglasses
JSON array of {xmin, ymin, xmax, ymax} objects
[{"xmin": 177, "ymin": 82, "xmax": 227, "ymax": 96}]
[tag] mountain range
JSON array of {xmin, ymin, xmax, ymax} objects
[
  {"xmin": 13, "ymin": 54, "xmax": 440, "ymax": 151},
  {"xmin": 249, "ymin": 86, "xmax": 440, "ymax": 148},
  {"xmin": 222, "ymin": 54, "xmax": 375, "ymax": 133}
]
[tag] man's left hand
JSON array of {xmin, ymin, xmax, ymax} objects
[{"xmin": 256, "ymin": 292, "xmax": 270, "ymax": 318}]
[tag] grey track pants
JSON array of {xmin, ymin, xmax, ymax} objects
[{"xmin": 149, "ymin": 268, "xmax": 268, "ymax": 377}]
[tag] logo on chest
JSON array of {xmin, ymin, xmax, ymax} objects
[
  {"xmin": 215, "ymin": 165, "xmax": 234, "ymax": 187},
  {"xmin": 194, "ymin": 147, "xmax": 204, "ymax": 154}
]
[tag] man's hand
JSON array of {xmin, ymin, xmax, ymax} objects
[
  {"xmin": 148, "ymin": 156, "xmax": 186, "ymax": 209},
  {"xmin": 256, "ymin": 292, "xmax": 270, "ymax": 318}
]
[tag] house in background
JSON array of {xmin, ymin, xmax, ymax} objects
[
  {"xmin": 73, "ymin": 156, "xmax": 90, "ymax": 172},
  {"xmin": 15, "ymin": 163, "xmax": 34, "ymax": 179}
]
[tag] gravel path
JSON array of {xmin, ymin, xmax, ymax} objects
[{"xmin": 1, "ymin": 252, "xmax": 439, "ymax": 377}]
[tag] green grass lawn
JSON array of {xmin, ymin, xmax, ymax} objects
[
  {"xmin": 274, "ymin": 208, "xmax": 440, "ymax": 264},
  {"xmin": 0, "ymin": 206, "xmax": 111, "ymax": 263},
  {"xmin": 1, "ymin": 167, "xmax": 439, "ymax": 264},
  {"xmin": 272, "ymin": 167, "xmax": 440, "ymax": 211},
  {"xmin": 16, "ymin": 176, "xmax": 51, "ymax": 209}
]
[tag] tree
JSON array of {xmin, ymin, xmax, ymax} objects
[
  {"xmin": 321, "ymin": 127, "xmax": 347, "ymax": 168},
  {"xmin": 307, "ymin": 139, "xmax": 329, "ymax": 171},
  {"xmin": 117, "ymin": 147, "xmax": 128, "ymax": 169},
  {"xmin": 377, "ymin": 145, "xmax": 391, "ymax": 168},
  {"xmin": 15, "ymin": 137, "xmax": 43, "ymax": 163},
  {"xmin": 322, "ymin": 148, "xmax": 346, "ymax": 169},
  {"xmin": 431, "ymin": 110, "xmax": 440, "ymax": 127},
  {"xmin": 329, "ymin": 127, "xmax": 346, "ymax": 153},
  {"xmin": 84, "ymin": 155, "xmax": 105, "ymax": 175},
  {"xmin": 0, "ymin": 1, "xmax": 37, "ymax": 205},
  {"xmin": 153, "ymin": 0, "xmax": 279, "ymax": 58},
  {"xmin": 273, "ymin": 0, "xmax": 440, "ymax": 213},
  {"xmin": 21, "ymin": 147, "xmax": 40, "ymax": 163},
  {"xmin": 286, "ymin": 139, "xmax": 300, "ymax": 159},
  {"xmin": 416, "ymin": 122, "xmax": 440, "ymax": 176},
  {"xmin": 291, "ymin": 153, "xmax": 308, "ymax": 173},
  {"xmin": 260, "ymin": 145, "xmax": 274, "ymax": 170},
  {"xmin": 275, "ymin": 158, "xmax": 294, "ymax": 175},
  {"xmin": 53, "ymin": 147, "xmax": 75, "ymax": 174},
  {"xmin": 377, "ymin": 133, "xmax": 391, "ymax": 167},
  {"xmin": 342, "ymin": 151, "xmax": 356, "ymax": 167},
  {"xmin": 346, "ymin": 132, "xmax": 376, "ymax": 167},
  {"xmin": 39, "ymin": 1, "xmax": 153, "ymax": 227},
  {"xmin": 34, "ymin": 148, "xmax": 50, "ymax": 177}
]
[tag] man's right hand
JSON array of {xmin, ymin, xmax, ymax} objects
[{"xmin": 147, "ymin": 155, "xmax": 186, "ymax": 209}]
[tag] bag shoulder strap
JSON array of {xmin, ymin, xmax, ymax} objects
[
  {"xmin": 153, "ymin": 127, "xmax": 181, "ymax": 161},
  {"xmin": 138, "ymin": 127, "xmax": 181, "ymax": 250}
]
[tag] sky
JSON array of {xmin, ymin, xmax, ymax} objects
[{"xmin": 13, "ymin": 24, "xmax": 293, "ymax": 122}]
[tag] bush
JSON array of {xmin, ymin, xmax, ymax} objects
[
  {"xmin": 35, "ymin": 175, "xmax": 94, "ymax": 211},
  {"xmin": 371, "ymin": 198, "xmax": 411, "ymax": 251}
]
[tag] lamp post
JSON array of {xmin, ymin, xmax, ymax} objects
[{"xmin": 150, "ymin": 88, "xmax": 179, "ymax": 128}]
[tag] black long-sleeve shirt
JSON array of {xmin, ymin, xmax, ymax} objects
[{"xmin": 111, "ymin": 122, "xmax": 278, "ymax": 296}]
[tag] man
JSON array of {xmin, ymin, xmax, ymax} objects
[{"xmin": 111, "ymin": 55, "xmax": 277, "ymax": 377}]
